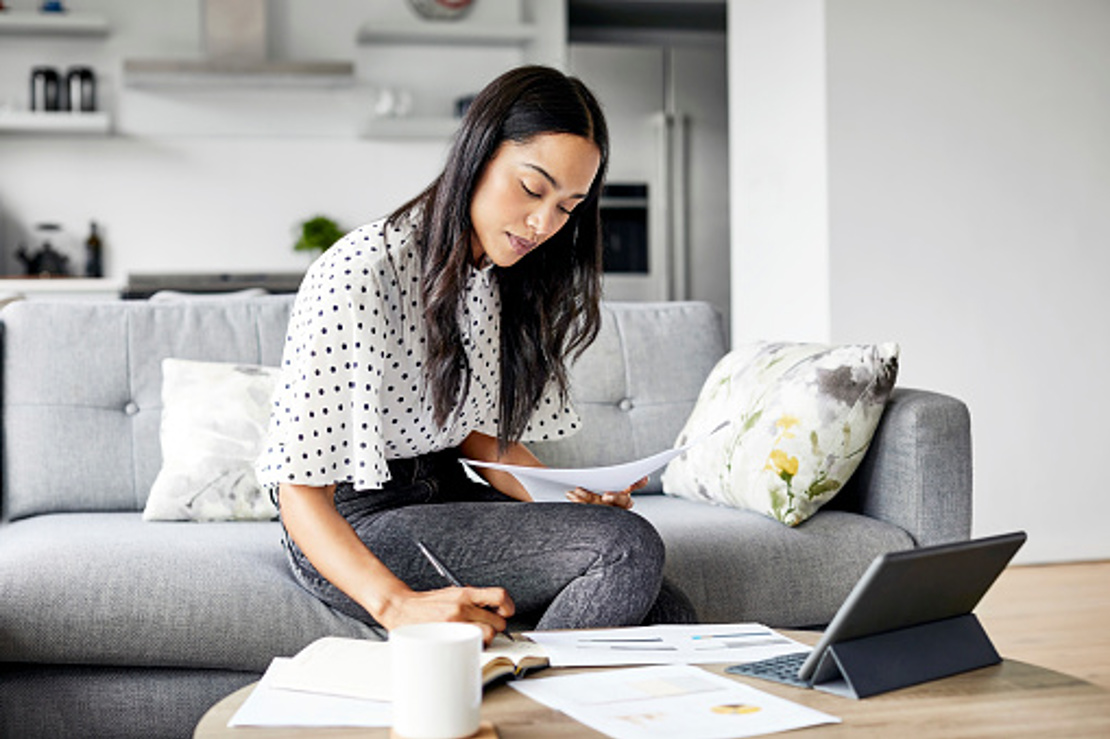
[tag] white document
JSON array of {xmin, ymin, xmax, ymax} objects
[
  {"xmin": 464, "ymin": 421, "xmax": 730, "ymax": 499},
  {"xmin": 270, "ymin": 636, "xmax": 393, "ymax": 701},
  {"xmin": 228, "ymin": 658, "xmax": 392, "ymax": 728},
  {"xmin": 510, "ymin": 664, "xmax": 838, "ymax": 739},
  {"xmin": 522, "ymin": 624, "xmax": 809, "ymax": 667}
]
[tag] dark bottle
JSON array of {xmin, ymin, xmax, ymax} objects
[{"xmin": 84, "ymin": 221, "xmax": 103, "ymax": 278}]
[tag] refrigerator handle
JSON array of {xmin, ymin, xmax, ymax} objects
[
  {"xmin": 670, "ymin": 110, "xmax": 690, "ymax": 302},
  {"xmin": 654, "ymin": 107, "xmax": 691, "ymax": 303}
]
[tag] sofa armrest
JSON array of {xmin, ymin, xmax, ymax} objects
[{"xmin": 830, "ymin": 388, "xmax": 972, "ymax": 547}]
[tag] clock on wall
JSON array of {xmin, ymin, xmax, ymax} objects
[
  {"xmin": 407, "ymin": 0, "xmax": 475, "ymax": 21},
  {"xmin": 408, "ymin": 0, "xmax": 477, "ymax": 20}
]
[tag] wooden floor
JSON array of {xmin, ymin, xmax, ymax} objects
[{"xmin": 977, "ymin": 560, "xmax": 1110, "ymax": 689}]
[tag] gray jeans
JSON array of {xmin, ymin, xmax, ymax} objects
[{"xmin": 280, "ymin": 448, "xmax": 696, "ymax": 631}]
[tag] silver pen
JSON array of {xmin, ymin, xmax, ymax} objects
[{"xmin": 414, "ymin": 539, "xmax": 516, "ymax": 641}]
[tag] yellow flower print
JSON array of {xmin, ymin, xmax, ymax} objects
[
  {"xmin": 766, "ymin": 449, "xmax": 799, "ymax": 480},
  {"xmin": 776, "ymin": 415, "xmax": 800, "ymax": 431},
  {"xmin": 774, "ymin": 415, "xmax": 801, "ymax": 439}
]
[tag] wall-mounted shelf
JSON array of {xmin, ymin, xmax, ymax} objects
[
  {"xmin": 363, "ymin": 116, "xmax": 460, "ymax": 140},
  {"xmin": 0, "ymin": 110, "xmax": 111, "ymax": 135},
  {"xmin": 356, "ymin": 22, "xmax": 537, "ymax": 47},
  {"xmin": 123, "ymin": 58, "xmax": 355, "ymax": 88},
  {"xmin": 0, "ymin": 11, "xmax": 109, "ymax": 36}
]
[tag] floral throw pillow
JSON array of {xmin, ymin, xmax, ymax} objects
[
  {"xmin": 661, "ymin": 342, "xmax": 900, "ymax": 526},
  {"xmin": 143, "ymin": 358, "xmax": 280, "ymax": 522}
]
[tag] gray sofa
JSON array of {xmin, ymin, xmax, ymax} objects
[{"xmin": 0, "ymin": 296, "xmax": 971, "ymax": 738}]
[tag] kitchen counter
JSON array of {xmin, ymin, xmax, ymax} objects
[{"xmin": 0, "ymin": 277, "xmax": 124, "ymax": 300}]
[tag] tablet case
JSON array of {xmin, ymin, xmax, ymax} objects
[{"xmin": 809, "ymin": 613, "xmax": 1001, "ymax": 699}]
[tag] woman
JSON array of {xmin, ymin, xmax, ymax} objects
[{"xmin": 257, "ymin": 66, "xmax": 694, "ymax": 643}]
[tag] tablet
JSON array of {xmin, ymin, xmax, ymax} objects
[
  {"xmin": 728, "ymin": 531, "xmax": 1026, "ymax": 691},
  {"xmin": 799, "ymin": 530, "xmax": 1026, "ymax": 680}
]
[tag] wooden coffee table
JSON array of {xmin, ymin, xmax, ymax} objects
[{"xmin": 194, "ymin": 633, "xmax": 1110, "ymax": 738}]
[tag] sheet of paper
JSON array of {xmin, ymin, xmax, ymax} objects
[
  {"xmin": 522, "ymin": 624, "xmax": 809, "ymax": 667},
  {"xmin": 228, "ymin": 658, "xmax": 392, "ymax": 728},
  {"xmin": 464, "ymin": 421, "xmax": 730, "ymax": 498},
  {"xmin": 270, "ymin": 636, "xmax": 392, "ymax": 701},
  {"xmin": 510, "ymin": 664, "xmax": 838, "ymax": 739}
]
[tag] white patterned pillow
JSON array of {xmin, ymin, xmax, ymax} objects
[
  {"xmin": 143, "ymin": 358, "xmax": 280, "ymax": 522},
  {"xmin": 661, "ymin": 342, "xmax": 899, "ymax": 526}
]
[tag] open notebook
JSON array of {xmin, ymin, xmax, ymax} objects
[{"xmin": 269, "ymin": 634, "xmax": 548, "ymax": 702}]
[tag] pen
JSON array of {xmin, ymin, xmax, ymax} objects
[{"xmin": 414, "ymin": 539, "xmax": 516, "ymax": 641}]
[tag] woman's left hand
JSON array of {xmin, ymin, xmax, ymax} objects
[{"xmin": 565, "ymin": 476, "xmax": 648, "ymax": 510}]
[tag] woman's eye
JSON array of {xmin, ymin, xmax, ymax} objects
[
  {"xmin": 521, "ymin": 182, "xmax": 540, "ymax": 198},
  {"xmin": 558, "ymin": 205, "xmax": 573, "ymax": 216}
]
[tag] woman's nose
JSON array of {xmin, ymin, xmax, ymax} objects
[{"xmin": 526, "ymin": 207, "xmax": 556, "ymax": 240}]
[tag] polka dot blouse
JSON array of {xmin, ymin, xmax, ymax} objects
[{"xmin": 256, "ymin": 216, "xmax": 581, "ymax": 491}]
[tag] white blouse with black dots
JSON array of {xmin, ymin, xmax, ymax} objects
[{"xmin": 256, "ymin": 217, "xmax": 581, "ymax": 491}]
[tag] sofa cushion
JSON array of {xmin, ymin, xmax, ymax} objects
[
  {"xmin": 633, "ymin": 496, "xmax": 914, "ymax": 627},
  {"xmin": 1, "ymin": 297, "xmax": 295, "ymax": 521},
  {"xmin": 0, "ymin": 513, "xmax": 376, "ymax": 672},
  {"xmin": 143, "ymin": 358, "xmax": 280, "ymax": 522},
  {"xmin": 0, "ymin": 502, "xmax": 913, "ymax": 674},
  {"xmin": 662, "ymin": 342, "xmax": 899, "ymax": 526}
]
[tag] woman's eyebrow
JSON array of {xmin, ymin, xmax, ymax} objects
[{"xmin": 524, "ymin": 163, "xmax": 589, "ymax": 200}]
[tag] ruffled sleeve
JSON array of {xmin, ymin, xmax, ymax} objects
[{"xmin": 256, "ymin": 252, "xmax": 392, "ymax": 491}]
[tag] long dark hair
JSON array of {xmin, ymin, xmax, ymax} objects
[{"xmin": 389, "ymin": 65, "xmax": 609, "ymax": 451}]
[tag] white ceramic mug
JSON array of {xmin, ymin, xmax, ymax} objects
[{"xmin": 391, "ymin": 622, "xmax": 483, "ymax": 739}]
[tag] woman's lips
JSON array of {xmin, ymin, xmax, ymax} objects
[{"xmin": 508, "ymin": 233, "xmax": 538, "ymax": 257}]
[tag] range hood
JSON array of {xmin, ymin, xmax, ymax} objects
[{"xmin": 124, "ymin": 0, "xmax": 354, "ymax": 87}]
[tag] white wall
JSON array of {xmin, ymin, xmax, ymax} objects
[
  {"xmin": 730, "ymin": 0, "xmax": 1110, "ymax": 563},
  {"xmin": 0, "ymin": 0, "xmax": 556, "ymax": 277},
  {"xmin": 728, "ymin": 0, "xmax": 830, "ymax": 343}
]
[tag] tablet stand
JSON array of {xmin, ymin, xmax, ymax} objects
[{"xmin": 811, "ymin": 613, "xmax": 1001, "ymax": 699}]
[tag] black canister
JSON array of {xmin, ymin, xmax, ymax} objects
[
  {"xmin": 65, "ymin": 66, "xmax": 97, "ymax": 112},
  {"xmin": 30, "ymin": 66, "xmax": 61, "ymax": 111}
]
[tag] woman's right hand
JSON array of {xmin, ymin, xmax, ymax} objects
[{"xmin": 378, "ymin": 584, "xmax": 515, "ymax": 645}]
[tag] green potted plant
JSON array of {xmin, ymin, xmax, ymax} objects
[{"xmin": 293, "ymin": 215, "xmax": 344, "ymax": 256}]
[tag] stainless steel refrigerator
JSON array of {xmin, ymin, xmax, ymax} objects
[{"xmin": 569, "ymin": 42, "xmax": 730, "ymax": 331}]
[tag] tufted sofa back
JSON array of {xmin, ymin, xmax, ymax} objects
[
  {"xmin": 528, "ymin": 302, "xmax": 726, "ymax": 489},
  {"xmin": 1, "ymin": 297, "xmax": 293, "ymax": 520},
  {"xmin": 0, "ymin": 297, "xmax": 724, "ymax": 520}
]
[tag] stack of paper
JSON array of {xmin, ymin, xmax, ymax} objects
[
  {"xmin": 523, "ymin": 623, "xmax": 810, "ymax": 667},
  {"xmin": 227, "ymin": 625, "xmax": 836, "ymax": 737}
]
